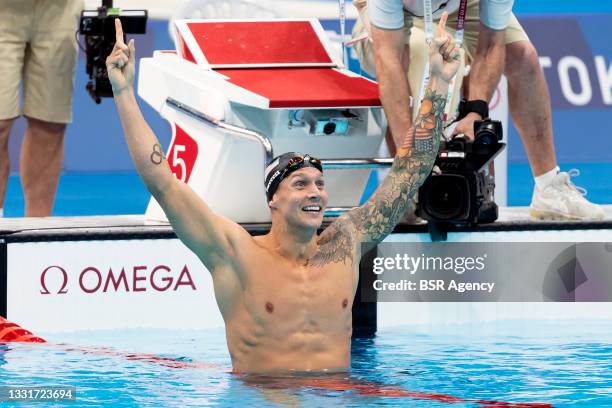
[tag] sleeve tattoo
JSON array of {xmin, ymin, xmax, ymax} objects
[
  {"xmin": 351, "ymin": 88, "xmax": 447, "ymax": 242},
  {"xmin": 312, "ymin": 88, "xmax": 447, "ymax": 267}
]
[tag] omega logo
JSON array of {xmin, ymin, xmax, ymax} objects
[
  {"xmin": 40, "ymin": 266, "xmax": 69, "ymax": 295},
  {"xmin": 39, "ymin": 264, "xmax": 197, "ymax": 295}
]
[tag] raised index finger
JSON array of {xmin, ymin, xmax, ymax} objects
[
  {"xmin": 115, "ymin": 18, "xmax": 124, "ymax": 44},
  {"xmin": 435, "ymin": 12, "xmax": 448, "ymax": 37}
]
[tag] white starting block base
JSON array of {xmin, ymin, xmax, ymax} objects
[{"xmin": 1, "ymin": 206, "xmax": 611, "ymax": 334}]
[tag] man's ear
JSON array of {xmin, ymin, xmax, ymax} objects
[{"xmin": 268, "ymin": 195, "xmax": 277, "ymax": 209}]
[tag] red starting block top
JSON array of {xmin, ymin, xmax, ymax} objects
[
  {"xmin": 216, "ymin": 68, "xmax": 381, "ymax": 108},
  {"xmin": 175, "ymin": 19, "xmax": 339, "ymax": 68},
  {"xmin": 173, "ymin": 19, "xmax": 381, "ymax": 108}
]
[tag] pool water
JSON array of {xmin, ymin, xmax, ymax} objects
[{"xmin": 1, "ymin": 321, "xmax": 611, "ymax": 407}]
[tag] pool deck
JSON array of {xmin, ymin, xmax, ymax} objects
[{"xmin": 0, "ymin": 206, "xmax": 611, "ymax": 242}]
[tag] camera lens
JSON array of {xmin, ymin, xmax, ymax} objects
[
  {"xmin": 423, "ymin": 176, "xmax": 468, "ymax": 220},
  {"xmin": 474, "ymin": 124, "xmax": 497, "ymax": 153},
  {"xmin": 323, "ymin": 122, "xmax": 336, "ymax": 135},
  {"xmin": 474, "ymin": 131, "xmax": 495, "ymax": 152},
  {"xmin": 476, "ymin": 132, "xmax": 493, "ymax": 145}
]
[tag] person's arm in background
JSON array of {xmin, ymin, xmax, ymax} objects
[
  {"xmin": 318, "ymin": 13, "xmax": 461, "ymax": 262},
  {"xmin": 453, "ymin": 0, "xmax": 514, "ymax": 138},
  {"xmin": 106, "ymin": 19, "xmax": 243, "ymax": 272},
  {"xmin": 369, "ymin": 0, "xmax": 413, "ymax": 152}
]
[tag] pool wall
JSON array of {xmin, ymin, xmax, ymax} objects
[{"xmin": 2, "ymin": 217, "xmax": 610, "ymax": 334}]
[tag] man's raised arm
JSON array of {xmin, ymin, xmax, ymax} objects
[
  {"xmin": 106, "ymin": 19, "xmax": 240, "ymax": 270},
  {"xmin": 336, "ymin": 13, "xmax": 460, "ymax": 244}
]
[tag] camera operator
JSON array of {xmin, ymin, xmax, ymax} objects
[
  {"xmin": 353, "ymin": 0, "xmax": 604, "ymax": 221},
  {"xmin": 0, "ymin": 0, "xmax": 84, "ymax": 217}
]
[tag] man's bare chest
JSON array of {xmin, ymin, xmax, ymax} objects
[{"xmin": 238, "ymin": 257, "xmax": 354, "ymax": 330}]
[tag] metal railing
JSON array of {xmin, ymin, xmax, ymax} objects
[
  {"xmin": 165, "ymin": 97, "xmax": 394, "ymax": 216},
  {"xmin": 321, "ymin": 158, "xmax": 394, "ymax": 169},
  {"xmin": 166, "ymin": 97, "xmax": 274, "ymax": 164}
]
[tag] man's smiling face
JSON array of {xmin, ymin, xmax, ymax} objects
[{"xmin": 269, "ymin": 167, "xmax": 328, "ymax": 230}]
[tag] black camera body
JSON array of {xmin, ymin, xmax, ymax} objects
[
  {"xmin": 79, "ymin": 1, "xmax": 147, "ymax": 103},
  {"xmin": 417, "ymin": 119, "xmax": 505, "ymax": 227}
]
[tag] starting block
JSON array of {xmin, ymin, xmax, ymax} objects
[{"xmin": 138, "ymin": 19, "xmax": 386, "ymax": 223}]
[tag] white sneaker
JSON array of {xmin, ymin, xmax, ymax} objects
[{"xmin": 530, "ymin": 170, "xmax": 605, "ymax": 221}]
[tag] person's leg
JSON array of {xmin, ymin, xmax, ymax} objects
[
  {"xmin": 0, "ymin": 119, "xmax": 15, "ymax": 214},
  {"xmin": 20, "ymin": 117, "xmax": 65, "ymax": 217},
  {"xmin": 502, "ymin": 18, "xmax": 603, "ymax": 220},
  {"xmin": 504, "ymin": 37, "xmax": 594, "ymax": 213},
  {"xmin": 0, "ymin": 0, "xmax": 31, "ymax": 216},
  {"xmin": 19, "ymin": 0, "xmax": 81, "ymax": 217},
  {"xmin": 505, "ymin": 40, "xmax": 557, "ymax": 177}
]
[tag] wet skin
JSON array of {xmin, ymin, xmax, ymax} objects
[
  {"xmin": 108, "ymin": 15, "xmax": 458, "ymax": 374},
  {"xmin": 210, "ymin": 168, "xmax": 357, "ymax": 373}
]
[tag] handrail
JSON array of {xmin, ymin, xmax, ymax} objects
[
  {"xmin": 166, "ymin": 97, "xmax": 397, "ymax": 217},
  {"xmin": 324, "ymin": 206, "xmax": 356, "ymax": 216},
  {"xmin": 165, "ymin": 97, "xmax": 274, "ymax": 164},
  {"xmin": 321, "ymin": 158, "xmax": 393, "ymax": 169}
]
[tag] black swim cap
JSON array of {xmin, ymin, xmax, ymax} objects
[{"xmin": 264, "ymin": 152, "xmax": 323, "ymax": 202}]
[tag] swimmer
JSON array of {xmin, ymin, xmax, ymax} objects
[{"xmin": 107, "ymin": 16, "xmax": 459, "ymax": 373}]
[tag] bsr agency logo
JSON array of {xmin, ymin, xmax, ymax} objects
[{"xmin": 40, "ymin": 264, "xmax": 197, "ymax": 295}]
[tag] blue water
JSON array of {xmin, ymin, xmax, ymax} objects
[{"xmin": 1, "ymin": 321, "xmax": 612, "ymax": 407}]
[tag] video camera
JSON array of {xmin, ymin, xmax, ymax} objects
[
  {"xmin": 78, "ymin": 0, "xmax": 147, "ymax": 103},
  {"xmin": 417, "ymin": 119, "xmax": 506, "ymax": 227}
]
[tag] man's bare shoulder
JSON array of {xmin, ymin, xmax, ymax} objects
[
  {"xmin": 220, "ymin": 215, "xmax": 255, "ymax": 242},
  {"xmin": 189, "ymin": 214, "xmax": 260, "ymax": 266}
]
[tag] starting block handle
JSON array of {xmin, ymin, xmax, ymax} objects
[
  {"xmin": 166, "ymin": 97, "xmax": 394, "ymax": 218},
  {"xmin": 321, "ymin": 158, "xmax": 393, "ymax": 169},
  {"xmin": 325, "ymin": 206, "xmax": 356, "ymax": 216},
  {"xmin": 321, "ymin": 158, "xmax": 394, "ymax": 217},
  {"xmin": 165, "ymin": 97, "xmax": 274, "ymax": 165},
  {"xmin": 165, "ymin": 98, "xmax": 394, "ymax": 173}
]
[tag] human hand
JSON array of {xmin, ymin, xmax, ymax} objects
[
  {"xmin": 106, "ymin": 18, "xmax": 136, "ymax": 94},
  {"xmin": 428, "ymin": 12, "xmax": 461, "ymax": 83},
  {"xmin": 451, "ymin": 112, "xmax": 483, "ymax": 139}
]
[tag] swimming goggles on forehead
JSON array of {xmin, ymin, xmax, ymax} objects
[
  {"xmin": 265, "ymin": 154, "xmax": 324, "ymax": 201},
  {"xmin": 284, "ymin": 154, "xmax": 323, "ymax": 174}
]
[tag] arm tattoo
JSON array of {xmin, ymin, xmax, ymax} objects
[
  {"xmin": 401, "ymin": 88, "xmax": 446, "ymax": 153},
  {"xmin": 296, "ymin": 89, "xmax": 447, "ymax": 266},
  {"xmin": 311, "ymin": 218, "xmax": 356, "ymax": 267},
  {"xmin": 350, "ymin": 87, "xmax": 447, "ymax": 243},
  {"xmin": 150, "ymin": 143, "xmax": 165, "ymax": 165}
]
